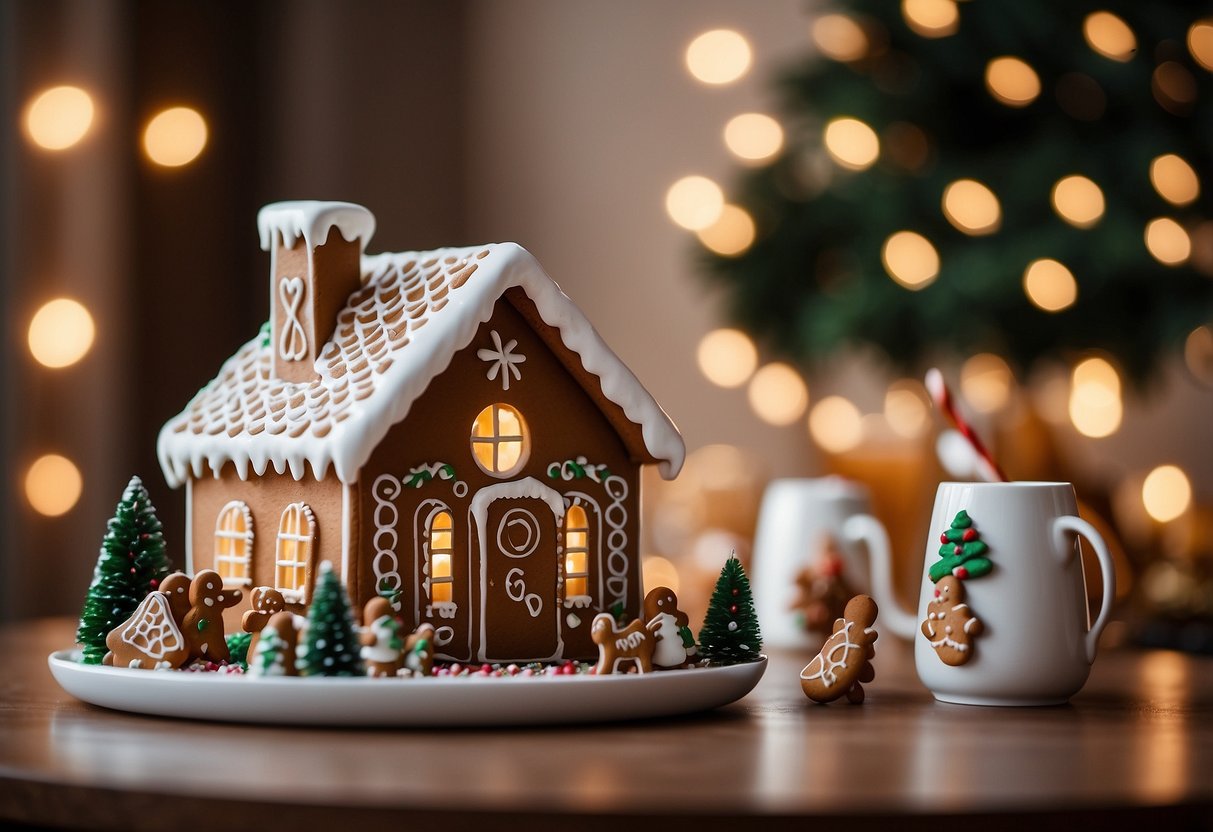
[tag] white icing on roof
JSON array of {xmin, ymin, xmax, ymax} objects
[
  {"xmin": 158, "ymin": 239, "xmax": 685, "ymax": 488},
  {"xmin": 257, "ymin": 201, "xmax": 376, "ymax": 252}
]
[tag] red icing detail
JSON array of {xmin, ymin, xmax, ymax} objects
[
  {"xmin": 954, "ymin": 566, "xmax": 969, "ymax": 579},
  {"xmin": 940, "ymin": 533, "xmax": 949, "ymax": 544},
  {"xmin": 953, "ymin": 544, "xmax": 964, "ymax": 555},
  {"xmin": 934, "ymin": 588, "xmax": 941, "ymax": 598},
  {"xmin": 963, "ymin": 528, "xmax": 978, "ymax": 542}
]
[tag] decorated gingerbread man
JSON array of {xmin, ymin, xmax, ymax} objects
[
  {"xmin": 921, "ymin": 575, "xmax": 983, "ymax": 666},
  {"xmin": 799, "ymin": 595, "xmax": 879, "ymax": 704},
  {"xmin": 242, "ymin": 586, "xmax": 287, "ymax": 664},
  {"xmin": 402, "ymin": 623, "xmax": 436, "ymax": 677},
  {"xmin": 181, "ymin": 569, "xmax": 242, "ymax": 663},
  {"xmin": 248, "ymin": 611, "xmax": 299, "ymax": 677},
  {"xmin": 359, "ymin": 597, "xmax": 405, "ymax": 677},
  {"xmin": 643, "ymin": 586, "xmax": 698, "ymax": 669},
  {"xmin": 159, "ymin": 572, "xmax": 193, "ymax": 629}
]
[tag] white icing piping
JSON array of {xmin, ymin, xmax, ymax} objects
[
  {"xmin": 158, "ymin": 240, "xmax": 685, "ymax": 488},
  {"xmin": 257, "ymin": 200, "xmax": 376, "ymax": 252}
]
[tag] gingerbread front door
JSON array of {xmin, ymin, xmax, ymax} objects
[{"xmin": 472, "ymin": 479, "xmax": 567, "ymax": 663}]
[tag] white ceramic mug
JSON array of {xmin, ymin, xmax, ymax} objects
[
  {"xmin": 913, "ymin": 481, "xmax": 1116, "ymax": 706},
  {"xmin": 752, "ymin": 477, "xmax": 918, "ymax": 647}
]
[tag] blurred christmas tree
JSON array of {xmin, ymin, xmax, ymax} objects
[{"xmin": 703, "ymin": 1, "xmax": 1213, "ymax": 383}]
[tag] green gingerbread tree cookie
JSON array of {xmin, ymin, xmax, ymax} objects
[{"xmin": 928, "ymin": 511, "xmax": 992, "ymax": 582}]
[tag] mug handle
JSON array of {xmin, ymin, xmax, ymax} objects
[
  {"xmin": 1052, "ymin": 515, "xmax": 1116, "ymax": 664},
  {"xmin": 842, "ymin": 514, "xmax": 919, "ymax": 640}
]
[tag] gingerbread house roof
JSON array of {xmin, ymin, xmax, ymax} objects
[{"xmin": 157, "ymin": 239, "xmax": 685, "ymax": 487}]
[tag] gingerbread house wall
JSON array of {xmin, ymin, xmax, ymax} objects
[
  {"xmin": 357, "ymin": 291, "xmax": 643, "ymax": 662},
  {"xmin": 189, "ymin": 465, "xmax": 348, "ymax": 630}
]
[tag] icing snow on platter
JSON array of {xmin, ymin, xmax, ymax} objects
[{"xmin": 48, "ymin": 651, "xmax": 766, "ymax": 726}]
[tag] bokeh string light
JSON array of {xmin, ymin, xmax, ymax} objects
[
  {"xmin": 24, "ymin": 86, "xmax": 94, "ymax": 150},
  {"xmin": 25, "ymin": 454, "xmax": 83, "ymax": 517},
  {"xmin": 685, "ymin": 29, "xmax": 752, "ymax": 86},
  {"xmin": 747, "ymin": 362, "xmax": 809, "ymax": 426},
  {"xmin": 28, "ymin": 298, "xmax": 95, "ymax": 368},
  {"xmin": 143, "ymin": 106, "xmax": 208, "ymax": 167}
]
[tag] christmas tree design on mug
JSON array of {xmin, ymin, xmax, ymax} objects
[{"xmin": 921, "ymin": 511, "xmax": 990, "ymax": 666}]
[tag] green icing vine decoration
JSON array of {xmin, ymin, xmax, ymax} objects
[
  {"xmin": 405, "ymin": 462, "xmax": 456, "ymax": 489},
  {"xmin": 928, "ymin": 510, "xmax": 993, "ymax": 582},
  {"xmin": 547, "ymin": 456, "xmax": 610, "ymax": 483}
]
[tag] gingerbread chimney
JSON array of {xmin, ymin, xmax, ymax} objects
[{"xmin": 257, "ymin": 201, "xmax": 376, "ymax": 383}]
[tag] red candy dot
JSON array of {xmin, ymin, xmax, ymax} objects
[
  {"xmin": 730, "ymin": 604, "xmax": 738, "ymax": 614},
  {"xmin": 954, "ymin": 566, "xmax": 969, "ymax": 579},
  {"xmin": 731, "ymin": 588, "xmax": 739, "ymax": 597},
  {"xmin": 940, "ymin": 533, "xmax": 949, "ymax": 544},
  {"xmin": 953, "ymin": 544, "xmax": 964, "ymax": 555},
  {"xmin": 963, "ymin": 528, "xmax": 977, "ymax": 542}
]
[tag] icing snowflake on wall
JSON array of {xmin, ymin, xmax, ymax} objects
[{"xmin": 477, "ymin": 330, "xmax": 526, "ymax": 390}]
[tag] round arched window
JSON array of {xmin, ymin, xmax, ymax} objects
[{"xmin": 470, "ymin": 403, "xmax": 530, "ymax": 478}]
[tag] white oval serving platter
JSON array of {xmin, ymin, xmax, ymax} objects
[{"xmin": 48, "ymin": 651, "xmax": 767, "ymax": 727}]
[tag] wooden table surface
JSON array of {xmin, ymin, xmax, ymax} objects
[{"xmin": 1, "ymin": 619, "xmax": 1211, "ymax": 831}]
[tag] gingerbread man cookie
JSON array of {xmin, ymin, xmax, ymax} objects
[
  {"xmin": 799, "ymin": 595, "xmax": 879, "ymax": 704},
  {"xmin": 643, "ymin": 586, "xmax": 698, "ymax": 669},
  {"xmin": 242, "ymin": 586, "xmax": 287, "ymax": 664},
  {"xmin": 921, "ymin": 575, "xmax": 983, "ymax": 666},
  {"xmin": 360, "ymin": 597, "xmax": 405, "ymax": 677},
  {"xmin": 591, "ymin": 613, "xmax": 655, "ymax": 674},
  {"xmin": 248, "ymin": 611, "xmax": 299, "ymax": 677},
  {"xmin": 159, "ymin": 572, "xmax": 193, "ymax": 629},
  {"xmin": 401, "ymin": 622, "xmax": 436, "ymax": 677},
  {"xmin": 103, "ymin": 591, "xmax": 191, "ymax": 670},
  {"xmin": 181, "ymin": 569, "xmax": 242, "ymax": 663}
]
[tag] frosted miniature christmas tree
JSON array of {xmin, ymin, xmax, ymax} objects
[
  {"xmin": 928, "ymin": 511, "xmax": 992, "ymax": 582},
  {"xmin": 249, "ymin": 624, "xmax": 290, "ymax": 677},
  {"xmin": 297, "ymin": 561, "xmax": 363, "ymax": 677},
  {"xmin": 76, "ymin": 476, "xmax": 171, "ymax": 664},
  {"xmin": 699, "ymin": 555, "xmax": 762, "ymax": 665}
]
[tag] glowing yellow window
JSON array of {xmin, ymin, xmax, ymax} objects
[
  {"xmin": 564, "ymin": 505, "xmax": 590, "ymax": 598},
  {"xmin": 275, "ymin": 502, "xmax": 315, "ymax": 603},
  {"xmin": 430, "ymin": 510, "xmax": 454, "ymax": 604},
  {"xmin": 214, "ymin": 501, "xmax": 253, "ymax": 587},
  {"xmin": 471, "ymin": 403, "xmax": 530, "ymax": 477}
]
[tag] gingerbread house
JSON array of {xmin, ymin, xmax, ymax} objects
[{"xmin": 157, "ymin": 201, "xmax": 685, "ymax": 663}]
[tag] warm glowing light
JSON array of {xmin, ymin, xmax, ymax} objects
[
  {"xmin": 942, "ymin": 179, "xmax": 1001, "ymax": 235},
  {"xmin": 1189, "ymin": 21, "xmax": 1213, "ymax": 71},
  {"xmin": 1145, "ymin": 217, "xmax": 1191, "ymax": 266},
  {"xmin": 812, "ymin": 14, "xmax": 869, "ymax": 62},
  {"xmin": 665, "ymin": 175, "xmax": 724, "ymax": 231},
  {"xmin": 724, "ymin": 113, "xmax": 784, "ymax": 163},
  {"xmin": 884, "ymin": 380, "xmax": 930, "ymax": 439},
  {"xmin": 1023, "ymin": 259, "xmax": 1078, "ymax": 312},
  {"xmin": 1069, "ymin": 357, "xmax": 1122, "ymax": 438},
  {"xmin": 697, "ymin": 204, "xmax": 756, "ymax": 256},
  {"xmin": 143, "ymin": 107, "xmax": 208, "ymax": 167},
  {"xmin": 881, "ymin": 231, "xmax": 939, "ymax": 289},
  {"xmin": 685, "ymin": 29, "xmax": 752, "ymax": 86},
  {"xmin": 823, "ymin": 117, "xmax": 880, "ymax": 171},
  {"xmin": 901, "ymin": 0, "xmax": 958, "ymax": 38},
  {"xmin": 747, "ymin": 362, "xmax": 809, "ymax": 426},
  {"xmin": 25, "ymin": 454, "xmax": 83, "ymax": 517},
  {"xmin": 1083, "ymin": 12, "xmax": 1136, "ymax": 62},
  {"xmin": 697, "ymin": 328, "xmax": 758, "ymax": 388},
  {"xmin": 1153, "ymin": 62, "xmax": 1197, "ymax": 112},
  {"xmin": 28, "ymin": 298, "xmax": 95, "ymax": 368},
  {"xmin": 960, "ymin": 354, "xmax": 1013, "ymax": 413},
  {"xmin": 1051, "ymin": 175, "xmax": 1105, "ymax": 228},
  {"xmin": 1141, "ymin": 465, "xmax": 1192, "ymax": 523},
  {"xmin": 642, "ymin": 555, "xmax": 681, "ymax": 595},
  {"xmin": 24, "ymin": 86, "xmax": 95, "ymax": 151},
  {"xmin": 1150, "ymin": 155, "xmax": 1200, "ymax": 206},
  {"xmin": 985, "ymin": 57, "xmax": 1041, "ymax": 107},
  {"xmin": 808, "ymin": 396, "xmax": 864, "ymax": 453},
  {"xmin": 1184, "ymin": 325, "xmax": 1213, "ymax": 385}
]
